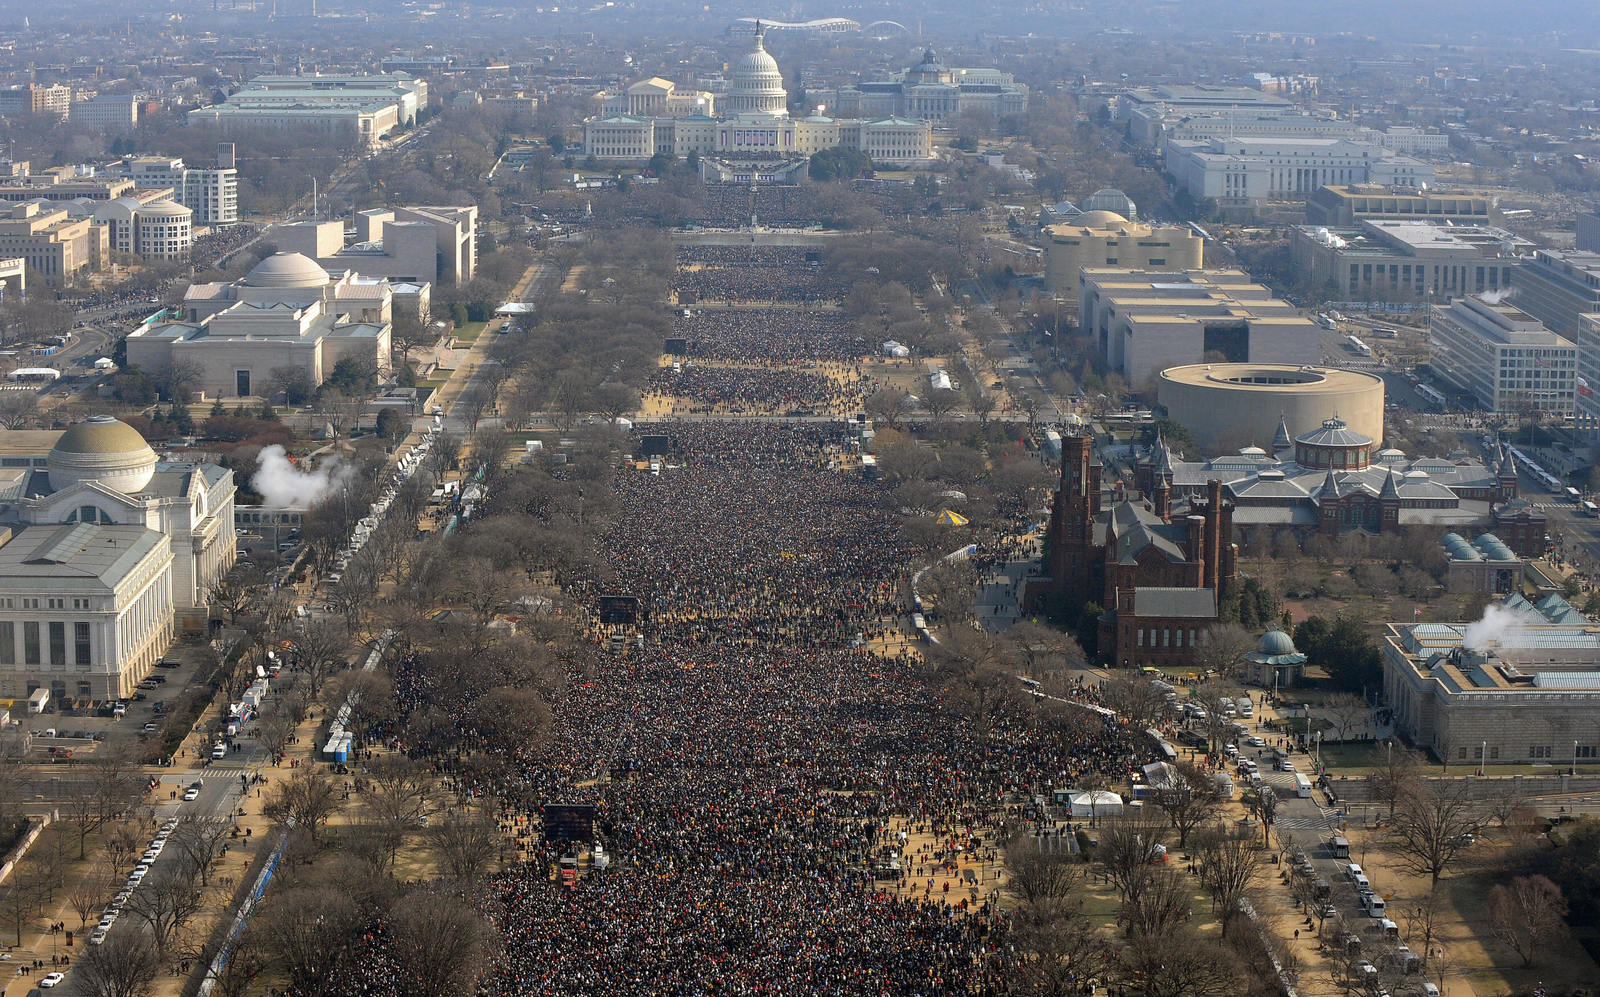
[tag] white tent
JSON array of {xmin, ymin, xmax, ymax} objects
[
  {"xmin": 1068, "ymin": 790, "xmax": 1124, "ymax": 818},
  {"xmin": 1141, "ymin": 761, "xmax": 1179, "ymax": 789}
]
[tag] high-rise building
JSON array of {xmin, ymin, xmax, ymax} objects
[
  {"xmin": 1429, "ymin": 295, "xmax": 1577, "ymax": 416},
  {"xmin": 115, "ymin": 154, "xmax": 239, "ymax": 227},
  {"xmin": 0, "ymin": 83, "xmax": 71, "ymax": 121}
]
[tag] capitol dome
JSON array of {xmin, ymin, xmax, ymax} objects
[
  {"xmin": 726, "ymin": 31, "xmax": 788, "ymax": 116},
  {"xmin": 48, "ymin": 415, "xmax": 158, "ymax": 493},
  {"xmin": 244, "ymin": 252, "xmax": 330, "ymax": 289}
]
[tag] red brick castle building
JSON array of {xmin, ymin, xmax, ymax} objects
[{"xmin": 1046, "ymin": 433, "xmax": 1237, "ymax": 668}]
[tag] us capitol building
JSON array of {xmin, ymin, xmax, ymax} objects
[{"xmin": 583, "ymin": 28, "xmax": 934, "ymax": 166}]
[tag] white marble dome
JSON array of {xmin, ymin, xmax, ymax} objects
[
  {"xmin": 244, "ymin": 251, "xmax": 330, "ymax": 289},
  {"xmin": 727, "ymin": 32, "xmax": 788, "ymax": 115},
  {"xmin": 48, "ymin": 416, "xmax": 158, "ymax": 493}
]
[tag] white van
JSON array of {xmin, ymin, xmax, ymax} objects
[
  {"xmin": 1353, "ymin": 872, "xmax": 1371, "ymax": 892},
  {"xmin": 1364, "ymin": 894, "xmax": 1386, "ymax": 918}
]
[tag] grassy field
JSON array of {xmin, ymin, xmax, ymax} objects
[{"xmin": 452, "ymin": 321, "xmax": 487, "ymax": 345}]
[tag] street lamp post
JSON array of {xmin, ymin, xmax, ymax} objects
[
  {"xmin": 1575, "ymin": 740, "xmax": 1580, "ymax": 777},
  {"xmin": 1480, "ymin": 740, "xmax": 1486, "ymax": 777}
]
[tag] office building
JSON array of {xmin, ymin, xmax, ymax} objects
[
  {"xmin": 97, "ymin": 197, "xmax": 192, "ymax": 262},
  {"xmin": 1115, "ymin": 84, "xmax": 1293, "ymax": 145},
  {"xmin": 1382, "ymin": 608, "xmax": 1600, "ymax": 766},
  {"xmin": 71, "ymin": 95, "xmax": 138, "ymax": 132},
  {"xmin": 188, "ymin": 73, "xmax": 427, "ymax": 148},
  {"xmin": 0, "ymin": 167, "xmax": 136, "ymax": 203},
  {"xmin": 1507, "ymin": 250, "xmax": 1600, "ymax": 339},
  {"xmin": 1370, "ymin": 126, "xmax": 1451, "ymax": 158},
  {"xmin": 582, "ymin": 30, "xmax": 934, "ymax": 165},
  {"xmin": 1307, "ymin": 184, "xmax": 1494, "ymax": 227},
  {"xmin": 1165, "ymin": 137, "xmax": 1434, "ymax": 212},
  {"xmin": 1290, "ymin": 219, "xmax": 1524, "ymax": 301},
  {"xmin": 1576, "ymin": 211, "xmax": 1600, "ymax": 254},
  {"xmin": 1429, "ymin": 295, "xmax": 1577, "ymax": 416},
  {"xmin": 0, "ymin": 201, "xmax": 105, "ymax": 280},
  {"xmin": 114, "ymin": 151, "xmax": 239, "ymax": 227},
  {"xmin": 832, "ymin": 48, "xmax": 1027, "ymax": 123},
  {"xmin": 0, "ymin": 415, "xmax": 237, "ymax": 702},
  {"xmin": 1042, "ymin": 212, "xmax": 1203, "ymax": 301},
  {"xmin": 126, "ymin": 252, "xmax": 392, "ymax": 399},
  {"xmin": 277, "ymin": 205, "xmax": 476, "ymax": 285},
  {"xmin": 0, "ymin": 83, "xmax": 71, "ymax": 121},
  {"xmin": 1078, "ymin": 268, "xmax": 1320, "ymax": 387}
]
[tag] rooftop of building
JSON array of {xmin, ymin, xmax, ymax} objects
[
  {"xmin": 1159, "ymin": 364, "xmax": 1384, "ymax": 396},
  {"xmin": 0, "ymin": 522, "xmax": 167, "ymax": 584}
]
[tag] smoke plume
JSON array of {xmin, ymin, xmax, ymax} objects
[
  {"xmin": 1461, "ymin": 601, "xmax": 1539, "ymax": 651},
  {"xmin": 252, "ymin": 444, "xmax": 355, "ymax": 509},
  {"xmin": 1478, "ymin": 289, "xmax": 1509, "ymax": 305}
]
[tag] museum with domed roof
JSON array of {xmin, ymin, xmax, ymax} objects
[
  {"xmin": 124, "ymin": 250, "xmax": 392, "ymax": 400},
  {"xmin": 0, "ymin": 414, "xmax": 236, "ymax": 703}
]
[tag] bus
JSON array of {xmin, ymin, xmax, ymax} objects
[
  {"xmin": 1347, "ymin": 335, "xmax": 1371, "ymax": 357},
  {"xmin": 1583, "ymin": 501, "xmax": 1599, "ymax": 518},
  {"xmin": 1566, "ymin": 487, "xmax": 1583, "ymax": 503},
  {"xmin": 1416, "ymin": 383, "xmax": 1446, "ymax": 408}
]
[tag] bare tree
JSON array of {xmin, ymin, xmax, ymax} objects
[
  {"xmin": 68, "ymin": 865, "xmax": 113, "ymax": 930},
  {"xmin": 385, "ymin": 886, "xmax": 503, "ymax": 997},
  {"xmin": 1403, "ymin": 886, "xmax": 1446, "ymax": 970},
  {"xmin": 1099, "ymin": 674, "xmax": 1169, "ymax": 729},
  {"xmin": 1121, "ymin": 863, "xmax": 1195, "ymax": 938},
  {"xmin": 361, "ymin": 756, "xmax": 436, "ymax": 875},
  {"xmin": 69, "ymin": 925, "xmax": 162, "ymax": 997},
  {"xmin": 1010, "ymin": 901, "xmax": 1116, "ymax": 994},
  {"xmin": 1323, "ymin": 693, "xmax": 1369, "ymax": 743},
  {"xmin": 262, "ymin": 769, "xmax": 345, "ymax": 842},
  {"xmin": 865, "ymin": 386, "xmax": 912, "ymax": 430},
  {"xmin": 168, "ymin": 816, "xmax": 232, "ymax": 887},
  {"xmin": 1489, "ymin": 874, "xmax": 1569, "ymax": 969},
  {"xmin": 1192, "ymin": 623, "xmax": 1255, "ymax": 680},
  {"xmin": 1243, "ymin": 786, "xmax": 1279, "ymax": 847},
  {"xmin": 1003, "ymin": 834, "xmax": 1086, "ymax": 907},
  {"xmin": 1191, "ymin": 825, "xmax": 1261, "ymax": 935},
  {"xmin": 1388, "ymin": 780, "xmax": 1482, "ymax": 886},
  {"xmin": 123, "ymin": 866, "xmax": 206, "ymax": 960},
  {"xmin": 1097, "ymin": 814, "xmax": 1171, "ymax": 910},
  {"xmin": 1150, "ymin": 762, "xmax": 1224, "ymax": 849},
  {"xmin": 288, "ymin": 617, "xmax": 349, "ymax": 697},
  {"xmin": 431, "ymin": 805, "xmax": 502, "ymax": 882},
  {"xmin": 1115, "ymin": 928, "xmax": 1239, "ymax": 997},
  {"xmin": 256, "ymin": 884, "xmax": 364, "ymax": 993},
  {"xmin": 1368, "ymin": 745, "xmax": 1422, "ymax": 820}
]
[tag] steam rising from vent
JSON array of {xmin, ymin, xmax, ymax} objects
[
  {"xmin": 1462, "ymin": 601, "xmax": 1539, "ymax": 652},
  {"xmin": 1479, "ymin": 288, "xmax": 1509, "ymax": 305},
  {"xmin": 252, "ymin": 444, "xmax": 355, "ymax": 510}
]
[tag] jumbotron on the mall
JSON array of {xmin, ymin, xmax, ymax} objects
[{"xmin": 1157, "ymin": 363, "xmax": 1385, "ymax": 453}]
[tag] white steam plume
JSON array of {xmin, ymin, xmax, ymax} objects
[
  {"xmin": 1461, "ymin": 600, "xmax": 1539, "ymax": 652},
  {"xmin": 252, "ymin": 444, "xmax": 356, "ymax": 510},
  {"xmin": 1478, "ymin": 289, "xmax": 1509, "ymax": 305}
]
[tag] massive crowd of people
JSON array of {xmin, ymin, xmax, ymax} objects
[
  {"xmin": 672, "ymin": 308, "xmax": 869, "ymax": 364},
  {"xmin": 645, "ymin": 366, "xmax": 871, "ymax": 414},
  {"xmin": 329, "ymin": 243, "xmax": 1149, "ymax": 996}
]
